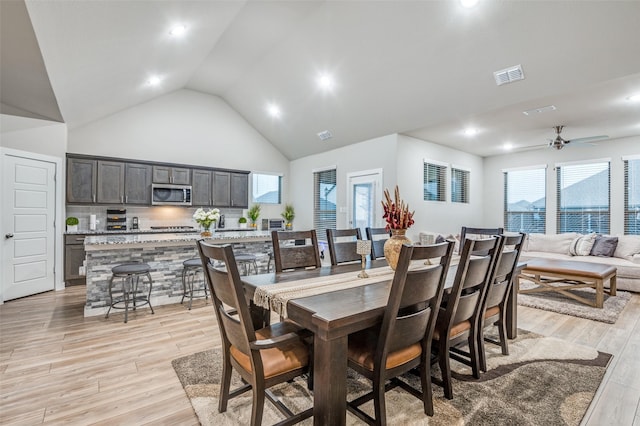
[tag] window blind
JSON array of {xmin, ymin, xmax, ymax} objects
[
  {"xmin": 451, "ymin": 168, "xmax": 469, "ymax": 203},
  {"xmin": 624, "ymin": 158, "xmax": 640, "ymax": 235},
  {"xmin": 503, "ymin": 167, "xmax": 546, "ymax": 233},
  {"xmin": 252, "ymin": 173, "xmax": 282, "ymax": 204},
  {"xmin": 556, "ymin": 161, "xmax": 610, "ymax": 234},
  {"xmin": 423, "ymin": 162, "xmax": 446, "ymax": 201},
  {"xmin": 314, "ymin": 168, "xmax": 337, "ymax": 242}
]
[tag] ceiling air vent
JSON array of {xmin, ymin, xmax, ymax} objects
[
  {"xmin": 493, "ymin": 64, "xmax": 525, "ymax": 86},
  {"xmin": 317, "ymin": 130, "xmax": 333, "ymax": 141},
  {"xmin": 523, "ymin": 105, "xmax": 557, "ymax": 116}
]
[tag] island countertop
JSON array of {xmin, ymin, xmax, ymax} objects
[{"xmin": 85, "ymin": 230, "xmax": 272, "ymax": 250}]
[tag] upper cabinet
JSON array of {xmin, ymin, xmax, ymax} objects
[
  {"xmin": 152, "ymin": 166, "xmax": 190, "ymax": 185},
  {"xmin": 67, "ymin": 157, "xmax": 97, "ymax": 203},
  {"xmin": 125, "ymin": 163, "xmax": 152, "ymax": 204},
  {"xmin": 211, "ymin": 171, "xmax": 249, "ymax": 208},
  {"xmin": 230, "ymin": 172, "xmax": 249, "ymax": 208},
  {"xmin": 212, "ymin": 171, "xmax": 231, "ymax": 206},
  {"xmin": 192, "ymin": 169, "xmax": 213, "ymax": 206},
  {"xmin": 96, "ymin": 161, "xmax": 125, "ymax": 204}
]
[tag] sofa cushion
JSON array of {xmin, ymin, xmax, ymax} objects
[
  {"xmin": 569, "ymin": 233, "xmax": 597, "ymax": 256},
  {"xmin": 613, "ymin": 235, "xmax": 640, "ymax": 260},
  {"xmin": 526, "ymin": 232, "xmax": 580, "ymax": 254},
  {"xmin": 590, "ymin": 235, "xmax": 618, "ymax": 257}
]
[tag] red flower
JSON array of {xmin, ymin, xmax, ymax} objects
[{"xmin": 382, "ymin": 186, "xmax": 414, "ymax": 231}]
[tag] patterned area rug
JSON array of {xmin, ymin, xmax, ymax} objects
[
  {"xmin": 172, "ymin": 330, "xmax": 611, "ymax": 425},
  {"xmin": 518, "ymin": 280, "xmax": 631, "ymax": 323}
]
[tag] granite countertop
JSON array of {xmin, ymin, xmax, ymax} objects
[
  {"xmin": 66, "ymin": 227, "xmax": 255, "ymax": 235},
  {"xmin": 84, "ymin": 230, "xmax": 272, "ymax": 248}
]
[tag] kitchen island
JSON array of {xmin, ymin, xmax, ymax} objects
[{"xmin": 83, "ymin": 231, "xmax": 272, "ymax": 317}]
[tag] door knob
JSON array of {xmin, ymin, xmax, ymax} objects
[{"xmin": 5, "ymin": 233, "xmax": 14, "ymax": 239}]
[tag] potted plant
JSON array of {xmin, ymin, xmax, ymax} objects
[
  {"xmin": 238, "ymin": 216, "xmax": 248, "ymax": 229},
  {"xmin": 66, "ymin": 217, "xmax": 79, "ymax": 232},
  {"xmin": 281, "ymin": 204, "xmax": 295, "ymax": 230},
  {"xmin": 193, "ymin": 208, "xmax": 220, "ymax": 237},
  {"xmin": 247, "ymin": 204, "xmax": 261, "ymax": 228}
]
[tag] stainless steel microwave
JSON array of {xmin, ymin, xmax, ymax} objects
[{"xmin": 151, "ymin": 184, "xmax": 192, "ymax": 206}]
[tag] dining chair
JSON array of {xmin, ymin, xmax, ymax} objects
[
  {"xmin": 271, "ymin": 230, "xmax": 322, "ymax": 272},
  {"xmin": 366, "ymin": 227, "xmax": 390, "ymax": 260},
  {"xmin": 431, "ymin": 236, "xmax": 502, "ymax": 400},
  {"xmin": 326, "ymin": 228, "xmax": 363, "ymax": 265},
  {"xmin": 196, "ymin": 241, "xmax": 313, "ymax": 426},
  {"xmin": 477, "ymin": 232, "xmax": 526, "ymax": 372},
  {"xmin": 458, "ymin": 226, "xmax": 504, "ymax": 254},
  {"xmin": 347, "ymin": 240, "xmax": 455, "ymax": 423}
]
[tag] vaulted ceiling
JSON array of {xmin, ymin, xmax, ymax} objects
[{"xmin": 2, "ymin": 0, "xmax": 640, "ymax": 159}]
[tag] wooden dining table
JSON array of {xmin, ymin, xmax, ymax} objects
[{"xmin": 241, "ymin": 259, "xmax": 523, "ymax": 425}]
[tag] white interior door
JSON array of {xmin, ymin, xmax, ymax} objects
[
  {"xmin": 347, "ymin": 169, "xmax": 383, "ymax": 236},
  {"xmin": 2, "ymin": 154, "xmax": 56, "ymax": 300}
]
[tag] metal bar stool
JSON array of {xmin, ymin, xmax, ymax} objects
[
  {"xmin": 235, "ymin": 253, "xmax": 259, "ymax": 276},
  {"xmin": 181, "ymin": 258, "xmax": 208, "ymax": 310},
  {"xmin": 105, "ymin": 262, "xmax": 154, "ymax": 323}
]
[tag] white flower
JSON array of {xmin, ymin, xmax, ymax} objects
[{"xmin": 193, "ymin": 208, "xmax": 220, "ymax": 227}]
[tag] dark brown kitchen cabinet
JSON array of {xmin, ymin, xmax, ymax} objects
[
  {"xmin": 67, "ymin": 157, "xmax": 97, "ymax": 203},
  {"xmin": 152, "ymin": 165, "xmax": 190, "ymax": 185},
  {"xmin": 96, "ymin": 161, "xmax": 125, "ymax": 203},
  {"xmin": 230, "ymin": 172, "xmax": 249, "ymax": 208},
  {"xmin": 64, "ymin": 234, "xmax": 87, "ymax": 285},
  {"xmin": 192, "ymin": 169, "xmax": 213, "ymax": 206},
  {"xmin": 212, "ymin": 171, "xmax": 231, "ymax": 206},
  {"xmin": 125, "ymin": 163, "xmax": 152, "ymax": 204}
]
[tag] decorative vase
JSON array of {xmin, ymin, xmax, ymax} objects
[
  {"xmin": 384, "ymin": 229, "xmax": 412, "ymax": 270},
  {"xmin": 285, "ymin": 222, "xmax": 293, "ymax": 230},
  {"xmin": 200, "ymin": 224, "xmax": 212, "ymax": 238},
  {"xmin": 239, "ymin": 223, "xmax": 247, "ymax": 229}
]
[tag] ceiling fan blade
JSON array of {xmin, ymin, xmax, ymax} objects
[{"xmin": 568, "ymin": 135, "xmax": 609, "ymax": 144}]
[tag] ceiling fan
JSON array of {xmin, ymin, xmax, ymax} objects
[{"xmin": 548, "ymin": 125, "xmax": 609, "ymax": 150}]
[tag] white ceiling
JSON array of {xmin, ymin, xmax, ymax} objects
[{"xmin": 5, "ymin": 0, "xmax": 640, "ymax": 159}]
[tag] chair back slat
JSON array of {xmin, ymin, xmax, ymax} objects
[
  {"xmin": 327, "ymin": 228, "xmax": 362, "ymax": 265},
  {"xmin": 366, "ymin": 227, "xmax": 390, "ymax": 260},
  {"xmin": 458, "ymin": 226, "xmax": 503, "ymax": 254},
  {"xmin": 272, "ymin": 230, "xmax": 322, "ymax": 272},
  {"xmin": 484, "ymin": 232, "xmax": 526, "ymax": 310}
]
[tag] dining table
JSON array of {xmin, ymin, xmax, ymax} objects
[{"xmin": 241, "ymin": 258, "xmax": 523, "ymax": 425}]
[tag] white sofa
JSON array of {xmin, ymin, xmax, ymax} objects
[{"xmin": 521, "ymin": 233, "xmax": 640, "ymax": 293}]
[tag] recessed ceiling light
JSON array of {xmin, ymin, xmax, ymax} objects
[
  {"xmin": 464, "ymin": 128, "xmax": 477, "ymax": 136},
  {"xmin": 317, "ymin": 74, "xmax": 334, "ymax": 91},
  {"xmin": 503, "ymin": 143, "xmax": 513, "ymax": 151},
  {"xmin": 147, "ymin": 76, "xmax": 161, "ymax": 86},
  {"xmin": 267, "ymin": 104, "xmax": 281, "ymax": 118},
  {"xmin": 627, "ymin": 93, "xmax": 640, "ymax": 102},
  {"xmin": 169, "ymin": 25, "xmax": 187, "ymax": 37},
  {"xmin": 460, "ymin": 0, "xmax": 479, "ymax": 8}
]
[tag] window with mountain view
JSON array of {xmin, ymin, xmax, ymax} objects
[
  {"xmin": 503, "ymin": 167, "xmax": 546, "ymax": 233},
  {"xmin": 557, "ymin": 161, "xmax": 610, "ymax": 234},
  {"xmin": 252, "ymin": 173, "xmax": 282, "ymax": 204},
  {"xmin": 624, "ymin": 157, "xmax": 640, "ymax": 235},
  {"xmin": 314, "ymin": 168, "xmax": 336, "ymax": 242}
]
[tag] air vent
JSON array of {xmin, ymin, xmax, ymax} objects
[
  {"xmin": 317, "ymin": 130, "xmax": 333, "ymax": 141},
  {"xmin": 493, "ymin": 65, "xmax": 525, "ymax": 86},
  {"xmin": 523, "ymin": 105, "xmax": 557, "ymax": 116}
]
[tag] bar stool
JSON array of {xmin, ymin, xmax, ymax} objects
[
  {"xmin": 105, "ymin": 262, "xmax": 154, "ymax": 323},
  {"xmin": 235, "ymin": 253, "xmax": 258, "ymax": 276},
  {"xmin": 181, "ymin": 258, "xmax": 208, "ymax": 310}
]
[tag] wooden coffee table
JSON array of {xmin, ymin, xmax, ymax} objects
[{"xmin": 518, "ymin": 258, "xmax": 617, "ymax": 308}]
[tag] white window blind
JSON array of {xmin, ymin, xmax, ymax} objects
[
  {"xmin": 624, "ymin": 158, "xmax": 640, "ymax": 235},
  {"xmin": 423, "ymin": 162, "xmax": 446, "ymax": 201},
  {"xmin": 314, "ymin": 168, "xmax": 336, "ymax": 242},
  {"xmin": 556, "ymin": 161, "xmax": 610, "ymax": 234},
  {"xmin": 252, "ymin": 173, "xmax": 282, "ymax": 204},
  {"xmin": 451, "ymin": 168, "xmax": 469, "ymax": 203},
  {"xmin": 503, "ymin": 167, "xmax": 546, "ymax": 233}
]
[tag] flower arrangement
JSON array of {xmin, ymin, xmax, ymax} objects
[
  {"xmin": 382, "ymin": 185, "xmax": 415, "ymax": 231},
  {"xmin": 193, "ymin": 208, "xmax": 220, "ymax": 230}
]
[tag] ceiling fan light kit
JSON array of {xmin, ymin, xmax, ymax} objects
[{"xmin": 548, "ymin": 125, "xmax": 609, "ymax": 150}]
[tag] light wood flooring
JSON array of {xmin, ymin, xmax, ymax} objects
[{"xmin": 1, "ymin": 286, "xmax": 639, "ymax": 425}]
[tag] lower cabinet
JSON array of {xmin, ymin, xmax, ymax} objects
[{"xmin": 64, "ymin": 234, "xmax": 87, "ymax": 285}]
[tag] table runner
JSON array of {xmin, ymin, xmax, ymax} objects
[{"xmin": 254, "ymin": 266, "xmax": 396, "ymax": 317}]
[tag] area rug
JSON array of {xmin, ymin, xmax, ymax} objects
[
  {"xmin": 172, "ymin": 330, "xmax": 611, "ymax": 425},
  {"xmin": 517, "ymin": 280, "xmax": 631, "ymax": 324}
]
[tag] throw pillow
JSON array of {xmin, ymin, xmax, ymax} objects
[
  {"xmin": 569, "ymin": 233, "xmax": 597, "ymax": 256},
  {"xmin": 613, "ymin": 235, "xmax": 640, "ymax": 260},
  {"xmin": 435, "ymin": 235, "xmax": 445, "ymax": 244},
  {"xmin": 590, "ymin": 235, "xmax": 618, "ymax": 257}
]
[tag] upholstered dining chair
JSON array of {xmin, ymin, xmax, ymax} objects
[
  {"xmin": 477, "ymin": 232, "xmax": 526, "ymax": 372},
  {"xmin": 327, "ymin": 228, "xmax": 363, "ymax": 265},
  {"xmin": 271, "ymin": 230, "xmax": 322, "ymax": 272},
  {"xmin": 458, "ymin": 226, "xmax": 504, "ymax": 254},
  {"xmin": 431, "ymin": 236, "xmax": 502, "ymax": 400},
  {"xmin": 366, "ymin": 227, "xmax": 390, "ymax": 260},
  {"xmin": 347, "ymin": 240, "xmax": 455, "ymax": 423},
  {"xmin": 196, "ymin": 241, "xmax": 313, "ymax": 426}
]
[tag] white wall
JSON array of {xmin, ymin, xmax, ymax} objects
[
  {"xmin": 0, "ymin": 114, "xmax": 67, "ymax": 158},
  {"xmin": 67, "ymin": 89, "xmax": 290, "ymax": 220},
  {"xmin": 289, "ymin": 134, "xmax": 398, "ymax": 231},
  {"xmin": 397, "ymin": 134, "xmax": 485, "ymax": 240},
  {"xmin": 483, "ymin": 136, "xmax": 640, "ymax": 235}
]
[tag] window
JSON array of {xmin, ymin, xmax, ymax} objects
[
  {"xmin": 314, "ymin": 168, "xmax": 336, "ymax": 242},
  {"xmin": 503, "ymin": 167, "xmax": 546, "ymax": 233},
  {"xmin": 556, "ymin": 160, "xmax": 610, "ymax": 234},
  {"xmin": 451, "ymin": 167, "xmax": 470, "ymax": 203},
  {"xmin": 624, "ymin": 157, "xmax": 640, "ymax": 235},
  {"xmin": 423, "ymin": 161, "xmax": 446, "ymax": 201},
  {"xmin": 252, "ymin": 173, "xmax": 282, "ymax": 204}
]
